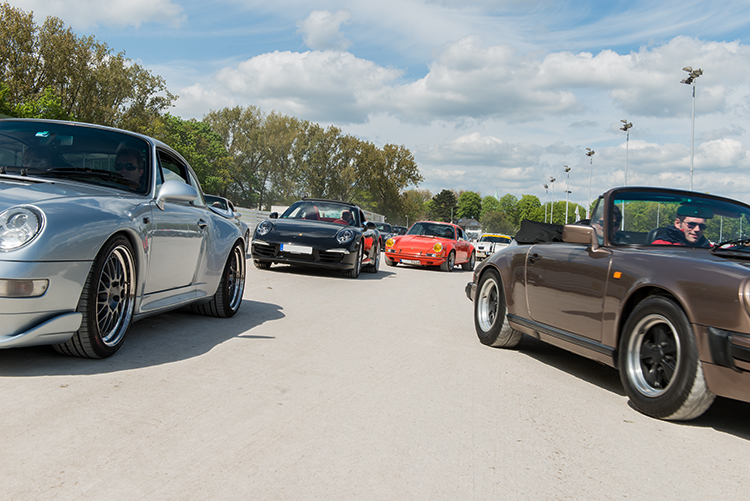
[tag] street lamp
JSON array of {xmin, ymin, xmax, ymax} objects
[
  {"xmin": 586, "ymin": 148, "xmax": 595, "ymax": 218},
  {"xmin": 543, "ymin": 183, "xmax": 549, "ymax": 223},
  {"xmin": 681, "ymin": 66, "xmax": 702, "ymax": 191},
  {"xmin": 549, "ymin": 177, "xmax": 556, "ymax": 224},
  {"xmin": 620, "ymin": 120, "xmax": 633, "ymax": 185},
  {"xmin": 564, "ymin": 165, "xmax": 571, "ymax": 224}
]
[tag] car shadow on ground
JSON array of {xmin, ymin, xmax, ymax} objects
[
  {"xmin": 516, "ymin": 335, "xmax": 750, "ymax": 439},
  {"xmin": 0, "ymin": 298, "xmax": 284, "ymax": 377},
  {"xmin": 255, "ymin": 264, "xmax": 395, "ymax": 280}
]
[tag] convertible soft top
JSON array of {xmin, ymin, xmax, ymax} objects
[{"xmin": 514, "ymin": 219, "xmax": 564, "ymax": 244}]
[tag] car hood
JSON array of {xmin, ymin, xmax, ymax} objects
[
  {"xmin": 393, "ymin": 234, "xmax": 450, "ymax": 249},
  {"xmin": 269, "ymin": 218, "xmax": 353, "ymax": 239},
  {"xmin": 0, "ymin": 176, "xmax": 131, "ymax": 210}
]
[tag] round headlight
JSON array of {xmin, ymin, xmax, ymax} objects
[
  {"xmin": 433, "ymin": 242, "xmax": 443, "ymax": 253},
  {"xmin": 256, "ymin": 220, "xmax": 273, "ymax": 236},
  {"xmin": 386, "ymin": 237, "xmax": 395, "ymax": 248},
  {"xmin": 0, "ymin": 206, "xmax": 43, "ymax": 251},
  {"xmin": 337, "ymin": 229, "xmax": 354, "ymax": 244}
]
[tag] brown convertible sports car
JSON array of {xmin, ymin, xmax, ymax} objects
[{"xmin": 466, "ymin": 186, "xmax": 750, "ymax": 421}]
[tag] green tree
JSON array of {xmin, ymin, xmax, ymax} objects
[
  {"xmin": 457, "ymin": 191, "xmax": 482, "ymax": 220},
  {"xmin": 151, "ymin": 114, "xmax": 232, "ymax": 195},
  {"xmin": 0, "ymin": 4, "xmax": 175, "ymax": 129},
  {"xmin": 480, "ymin": 195, "xmax": 501, "ymax": 220},
  {"xmin": 402, "ymin": 189, "xmax": 432, "ymax": 227},
  {"xmin": 498, "ymin": 193, "xmax": 520, "ymax": 227},
  {"xmin": 481, "ymin": 210, "xmax": 515, "ymax": 235},
  {"xmin": 517, "ymin": 194, "xmax": 544, "ymax": 223},
  {"xmin": 429, "ymin": 189, "xmax": 458, "ymax": 222}
]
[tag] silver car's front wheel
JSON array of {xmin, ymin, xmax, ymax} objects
[{"xmin": 55, "ymin": 235, "xmax": 136, "ymax": 358}]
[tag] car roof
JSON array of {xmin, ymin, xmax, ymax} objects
[{"xmin": 301, "ymin": 197, "xmax": 359, "ymax": 208}]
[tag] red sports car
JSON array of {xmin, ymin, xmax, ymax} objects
[{"xmin": 384, "ymin": 221, "xmax": 475, "ymax": 272}]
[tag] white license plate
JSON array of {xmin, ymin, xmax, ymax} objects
[
  {"xmin": 281, "ymin": 243, "xmax": 313, "ymax": 254},
  {"xmin": 401, "ymin": 259, "xmax": 421, "ymax": 264}
]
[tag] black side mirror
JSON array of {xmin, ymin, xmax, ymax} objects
[
  {"xmin": 270, "ymin": 212, "xmax": 278, "ymax": 219},
  {"xmin": 365, "ymin": 222, "xmax": 376, "ymax": 230}
]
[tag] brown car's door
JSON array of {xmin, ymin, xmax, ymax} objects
[{"xmin": 525, "ymin": 243, "xmax": 612, "ymax": 341}]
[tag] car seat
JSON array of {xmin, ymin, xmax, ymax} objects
[{"xmin": 646, "ymin": 227, "xmax": 669, "ymax": 243}]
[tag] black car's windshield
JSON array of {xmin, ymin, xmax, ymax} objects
[
  {"xmin": 407, "ymin": 222, "xmax": 455, "ymax": 239},
  {"xmin": 606, "ymin": 189, "xmax": 750, "ymax": 249},
  {"xmin": 0, "ymin": 120, "xmax": 150, "ymax": 194},
  {"xmin": 281, "ymin": 200, "xmax": 359, "ymax": 226},
  {"xmin": 375, "ymin": 223, "xmax": 392, "ymax": 232}
]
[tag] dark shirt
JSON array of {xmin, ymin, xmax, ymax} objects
[{"xmin": 651, "ymin": 225, "xmax": 710, "ymax": 247}]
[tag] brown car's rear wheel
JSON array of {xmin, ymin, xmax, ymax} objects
[
  {"xmin": 474, "ymin": 269, "xmax": 522, "ymax": 348},
  {"xmin": 618, "ymin": 296, "xmax": 715, "ymax": 420}
]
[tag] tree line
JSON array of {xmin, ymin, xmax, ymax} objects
[{"xmin": 0, "ymin": 3, "xmax": 422, "ymax": 222}]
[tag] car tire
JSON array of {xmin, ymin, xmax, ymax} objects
[
  {"xmin": 364, "ymin": 242, "xmax": 380, "ymax": 273},
  {"xmin": 462, "ymin": 251, "xmax": 476, "ymax": 271},
  {"xmin": 254, "ymin": 259, "xmax": 271, "ymax": 269},
  {"xmin": 385, "ymin": 258, "xmax": 397, "ymax": 267},
  {"xmin": 440, "ymin": 251, "xmax": 455, "ymax": 272},
  {"xmin": 54, "ymin": 235, "xmax": 136, "ymax": 358},
  {"xmin": 193, "ymin": 241, "xmax": 246, "ymax": 318},
  {"xmin": 343, "ymin": 243, "xmax": 362, "ymax": 278},
  {"xmin": 474, "ymin": 268, "xmax": 522, "ymax": 348},
  {"xmin": 244, "ymin": 230, "xmax": 251, "ymax": 255},
  {"xmin": 618, "ymin": 296, "xmax": 715, "ymax": 420}
]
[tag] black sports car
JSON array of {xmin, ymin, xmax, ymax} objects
[{"xmin": 251, "ymin": 198, "xmax": 380, "ymax": 278}]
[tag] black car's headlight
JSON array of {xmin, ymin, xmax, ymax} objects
[
  {"xmin": 337, "ymin": 229, "xmax": 354, "ymax": 244},
  {"xmin": 0, "ymin": 206, "xmax": 44, "ymax": 251},
  {"xmin": 256, "ymin": 220, "xmax": 273, "ymax": 237}
]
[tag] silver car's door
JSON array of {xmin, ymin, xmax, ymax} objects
[
  {"xmin": 144, "ymin": 150, "xmax": 208, "ymax": 294},
  {"xmin": 525, "ymin": 243, "xmax": 612, "ymax": 341}
]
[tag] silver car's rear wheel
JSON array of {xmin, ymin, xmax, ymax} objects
[
  {"xmin": 193, "ymin": 241, "xmax": 245, "ymax": 318},
  {"xmin": 55, "ymin": 235, "xmax": 136, "ymax": 358}
]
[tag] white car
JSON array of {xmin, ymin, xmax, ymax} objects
[{"xmin": 475, "ymin": 233, "xmax": 514, "ymax": 259}]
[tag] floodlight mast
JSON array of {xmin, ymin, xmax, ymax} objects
[
  {"xmin": 681, "ymin": 66, "xmax": 702, "ymax": 191},
  {"xmin": 586, "ymin": 148, "xmax": 595, "ymax": 218}
]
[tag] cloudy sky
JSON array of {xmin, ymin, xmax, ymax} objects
[{"xmin": 10, "ymin": 0, "xmax": 750, "ymax": 206}]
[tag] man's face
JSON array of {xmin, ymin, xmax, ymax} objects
[
  {"xmin": 115, "ymin": 154, "xmax": 143, "ymax": 183},
  {"xmin": 677, "ymin": 216, "xmax": 707, "ymax": 243}
]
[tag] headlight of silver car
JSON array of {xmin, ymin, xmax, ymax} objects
[
  {"xmin": 0, "ymin": 206, "xmax": 44, "ymax": 251},
  {"xmin": 256, "ymin": 220, "xmax": 273, "ymax": 237},
  {"xmin": 336, "ymin": 229, "xmax": 354, "ymax": 244}
]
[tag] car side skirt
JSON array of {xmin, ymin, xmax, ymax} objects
[{"xmin": 508, "ymin": 314, "xmax": 616, "ymax": 367}]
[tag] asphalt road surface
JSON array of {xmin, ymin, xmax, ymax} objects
[{"xmin": 2, "ymin": 257, "xmax": 750, "ymax": 499}]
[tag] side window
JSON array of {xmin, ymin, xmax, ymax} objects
[
  {"xmin": 590, "ymin": 198, "xmax": 606, "ymax": 243},
  {"xmin": 457, "ymin": 228, "xmax": 465, "ymax": 241},
  {"xmin": 156, "ymin": 150, "xmax": 204, "ymax": 205}
]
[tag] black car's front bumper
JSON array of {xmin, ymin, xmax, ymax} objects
[
  {"xmin": 251, "ymin": 240, "xmax": 357, "ymax": 270},
  {"xmin": 465, "ymin": 281, "xmax": 476, "ymax": 301}
]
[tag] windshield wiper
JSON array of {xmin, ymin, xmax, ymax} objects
[
  {"xmin": 37, "ymin": 167, "xmax": 140, "ymax": 190},
  {"xmin": 711, "ymin": 238, "xmax": 750, "ymax": 253}
]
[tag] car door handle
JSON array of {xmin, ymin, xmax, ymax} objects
[
  {"xmin": 528, "ymin": 253, "xmax": 541, "ymax": 264},
  {"xmin": 198, "ymin": 219, "xmax": 207, "ymax": 229}
]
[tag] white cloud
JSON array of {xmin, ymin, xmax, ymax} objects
[
  {"xmin": 296, "ymin": 10, "xmax": 352, "ymax": 51},
  {"xmin": 10, "ymin": 0, "xmax": 185, "ymax": 28}
]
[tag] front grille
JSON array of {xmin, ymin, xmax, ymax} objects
[
  {"xmin": 318, "ymin": 250, "xmax": 345, "ymax": 264},
  {"xmin": 253, "ymin": 244, "xmax": 276, "ymax": 258}
]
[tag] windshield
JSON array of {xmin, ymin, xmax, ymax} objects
[
  {"xmin": 480, "ymin": 235, "xmax": 511, "ymax": 243},
  {"xmin": 375, "ymin": 223, "xmax": 392, "ymax": 232},
  {"xmin": 0, "ymin": 120, "xmax": 150, "ymax": 194},
  {"xmin": 407, "ymin": 222, "xmax": 455, "ymax": 239},
  {"xmin": 606, "ymin": 189, "xmax": 750, "ymax": 248},
  {"xmin": 281, "ymin": 200, "xmax": 359, "ymax": 226}
]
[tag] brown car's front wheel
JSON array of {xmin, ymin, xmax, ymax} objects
[{"xmin": 618, "ymin": 296, "xmax": 715, "ymax": 420}]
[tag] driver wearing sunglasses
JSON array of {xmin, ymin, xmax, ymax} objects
[
  {"xmin": 651, "ymin": 205, "xmax": 712, "ymax": 247},
  {"xmin": 114, "ymin": 147, "xmax": 145, "ymax": 189}
]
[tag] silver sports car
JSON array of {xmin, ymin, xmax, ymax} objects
[{"xmin": 0, "ymin": 119, "xmax": 246, "ymax": 358}]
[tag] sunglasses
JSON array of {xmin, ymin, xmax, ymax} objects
[
  {"xmin": 685, "ymin": 222, "xmax": 707, "ymax": 231},
  {"xmin": 115, "ymin": 162, "xmax": 140, "ymax": 171}
]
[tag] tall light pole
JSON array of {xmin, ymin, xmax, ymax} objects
[
  {"xmin": 564, "ymin": 165, "xmax": 571, "ymax": 224},
  {"xmin": 681, "ymin": 66, "xmax": 702, "ymax": 191},
  {"xmin": 620, "ymin": 120, "xmax": 633, "ymax": 185},
  {"xmin": 543, "ymin": 183, "xmax": 549, "ymax": 223},
  {"xmin": 549, "ymin": 177, "xmax": 556, "ymax": 224},
  {"xmin": 586, "ymin": 148, "xmax": 595, "ymax": 218}
]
